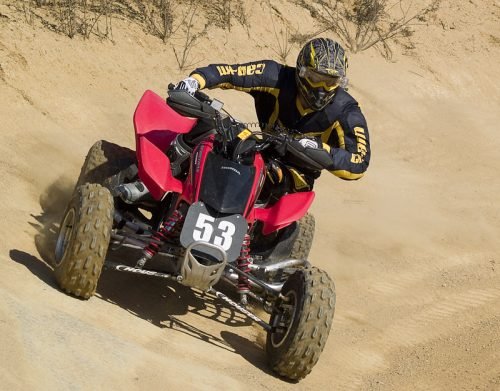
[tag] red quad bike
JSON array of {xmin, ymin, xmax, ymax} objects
[{"xmin": 53, "ymin": 87, "xmax": 336, "ymax": 380}]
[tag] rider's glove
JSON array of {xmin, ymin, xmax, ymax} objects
[
  {"xmin": 288, "ymin": 137, "xmax": 334, "ymax": 171},
  {"xmin": 297, "ymin": 138, "xmax": 321, "ymax": 149},
  {"xmin": 174, "ymin": 77, "xmax": 200, "ymax": 96}
]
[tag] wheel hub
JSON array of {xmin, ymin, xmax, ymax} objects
[
  {"xmin": 270, "ymin": 290, "xmax": 297, "ymax": 348},
  {"xmin": 54, "ymin": 208, "xmax": 76, "ymax": 266}
]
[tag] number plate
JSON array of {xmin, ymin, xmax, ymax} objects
[{"xmin": 180, "ymin": 202, "xmax": 248, "ymax": 262}]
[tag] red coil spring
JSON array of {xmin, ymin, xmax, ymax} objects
[
  {"xmin": 237, "ymin": 234, "xmax": 251, "ymax": 293},
  {"xmin": 144, "ymin": 210, "xmax": 183, "ymax": 258}
]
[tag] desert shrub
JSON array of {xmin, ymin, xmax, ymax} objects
[
  {"xmin": 269, "ymin": 8, "xmax": 295, "ymax": 64},
  {"xmin": 171, "ymin": 2, "xmax": 209, "ymax": 71},
  {"xmin": 294, "ymin": 0, "xmax": 440, "ymax": 58},
  {"xmin": 17, "ymin": 0, "xmax": 248, "ymax": 43},
  {"xmin": 19, "ymin": 0, "xmax": 114, "ymax": 39},
  {"xmin": 272, "ymin": 24, "xmax": 294, "ymax": 64},
  {"xmin": 130, "ymin": 0, "xmax": 176, "ymax": 42},
  {"xmin": 201, "ymin": 0, "xmax": 248, "ymax": 32}
]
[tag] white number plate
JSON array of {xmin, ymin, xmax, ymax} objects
[{"xmin": 180, "ymin": 202, "xmax": 248, "ymax": 262}]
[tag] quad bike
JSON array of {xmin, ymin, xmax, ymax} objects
[{"xmin": 53, "ymin": 87, "xmax": 336, "ymax": 380}]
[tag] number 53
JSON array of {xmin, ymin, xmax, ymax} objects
[{"xmin": 193, "ymin": 213, "xmax": 236, "ymax": 251}]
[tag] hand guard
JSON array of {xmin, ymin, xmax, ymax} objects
[
  {"xmin": 298, "ymin": 138, "xmax": 320, "ymax": 149},
  {"xmin": 272, "ymin": 134, "xmax": 290, "ymax": 157},
  {"xmin": 287, "ymin": 137, "xmax": 335, "ymax": 171},
  {"xmin": 173, "ymin": 77, "xmax": 200, "ymax": 96}
]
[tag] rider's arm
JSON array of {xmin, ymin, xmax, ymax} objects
[
  {"xmin": 291, "ymin": 103, "xmax": 370, "ymax": 180},
  {"xmin": 323, "ymin": 103, "xmax": 370, "ymax": 180},
  {"xmin": 190, "ymin": 60, "xmax": 283, "ymax": 95}
]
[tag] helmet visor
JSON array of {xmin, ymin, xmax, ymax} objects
[{"xmin": 299, "ymin": 67, "xmax": 340, "ymax": 91}]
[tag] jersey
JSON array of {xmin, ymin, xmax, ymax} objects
[{"xmin": 191, "ymin": 60, "xmax": 370, "ymax": 180}]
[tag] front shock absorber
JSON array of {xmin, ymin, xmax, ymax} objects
[
  {"xmin": 237, "ymin": 234, "xmax": 251, "ymax": 305},
  {"xmin": 136, "ymin": 209, "xmax": 184, "ymax": 268}
]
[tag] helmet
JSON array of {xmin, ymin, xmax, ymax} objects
[{"xmin": 296, "ymin": 38, "xmax": 348, "ymax": 110}]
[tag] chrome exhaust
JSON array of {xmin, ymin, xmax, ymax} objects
[{"xmin": 249, "ymin": 258, "xmax": 310, "ymax": 273}]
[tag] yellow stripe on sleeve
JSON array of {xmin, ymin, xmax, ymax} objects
[
  {"xmin": 190, "ymin": 73, "xmax": 206, "ymax": 89},
  {"xmin": 329, "ymin": 170, "xmax": 364, "ymax": 180}
]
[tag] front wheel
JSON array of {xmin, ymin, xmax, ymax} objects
[
  {"xmin": 266, "ymin": 267, "xmax": 335, "ymax": 380},
  {"xmin": 54, "ymin": 183, "xmax": 113, "ymax": 299}
]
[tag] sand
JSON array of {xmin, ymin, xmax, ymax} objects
[{"xmin": 0, "ymin": 0, "xmax": 499, "ymax": 389}]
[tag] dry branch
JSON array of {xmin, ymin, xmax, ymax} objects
[{"xmin": 295, "ymin": 0, "xmax": 441, "ymax": 58}]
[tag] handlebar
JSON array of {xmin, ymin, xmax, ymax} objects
[
  {"xmin": 168, "ymin": 82, "xmax": 211, "ymax": 103},
  {"xmin": 167, "ymin": 82, "xmax": 295, "ymax": 155},
  {"xmin": 195, "ymin": 90, "xmax": 211, "ymax": 103}
]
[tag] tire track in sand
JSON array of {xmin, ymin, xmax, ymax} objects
[{"xmin": 330, "ymin": 287, "xmax": 500, "ymax": 390}]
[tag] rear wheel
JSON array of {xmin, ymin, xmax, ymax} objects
[
  {"xmin": 253, "ymin": 213, "xmax": 315, "ymax": 263},
  {"xmin": 54, "ymin": 183, "xmax": 113, "ymax": 299},
  {"xmin": 289, "ymin": 212, "xmax": 315, "ymax": 260},
  {"xmin": 75, "ymin": 140, "xmax": 136, "ymax": 190},
  {"xmin": 266, "ymin": 267, "xmax": 335, "ymax": 380}
]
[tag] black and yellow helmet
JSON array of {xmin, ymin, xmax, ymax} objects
[{"xmin": 296, "ymin": 38, "xmax": 348, "ymax": 110}]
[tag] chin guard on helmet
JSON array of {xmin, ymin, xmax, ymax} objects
[{"xmin": 296, "ymin": 77, "xmax": 336, "ymax": 110}]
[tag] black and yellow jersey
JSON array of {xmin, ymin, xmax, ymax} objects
[{"xmin": 191, "ymin": 59, "xmax": 370, "ymax": 180}]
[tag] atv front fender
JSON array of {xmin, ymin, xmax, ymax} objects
[
  {"xmin": 253, "ymin": 191, "xmax": 315, "ymax": 235},
  {"xmin": 134, "ymin": 90, "xmax": 197, "ymax": 199}
]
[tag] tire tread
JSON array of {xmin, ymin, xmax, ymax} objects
[
  {"xmin": 268, "ymin": 267, "xmax": 336, "ymax": 380},
  {"xmin": 75, "ymin": 140, "xmax": 135, "ymax": 190},
  {"xmin": 289, "ymin": 213, "xmax": 315, "ymax": 260},
  {"xmin": 54, "ymin": 183, "xmax": 113, "ymax": 299}
]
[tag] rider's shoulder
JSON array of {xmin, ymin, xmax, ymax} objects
[
  {"xmin": 253, "ymin": 60, "xmax": 293, "ymax": 71},
  {"xmin": 321, "ymin": 89, "xmax": 361, "ymax": 121},
  {"xmin": 330, "ymin": 88, "xmax": 359, "ymax": 109},
  {"xmin": 259, "ymin": 59, "xmax": 288, "ymax": 71},
  {"xmin": 255, "ymin": 60, "xmax": 294, "ymax": 83}
]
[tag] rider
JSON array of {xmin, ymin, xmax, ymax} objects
[{"xmin": 175, "ymin": 38, "xmax": 370, "ymax": 195}]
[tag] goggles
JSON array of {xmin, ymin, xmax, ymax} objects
[{"xmin": 299, "ymin": 67, "xmax": 340, "ymax": 91}]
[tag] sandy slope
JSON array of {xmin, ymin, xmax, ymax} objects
[{"xmin": 0, "ymin": 1, "xmax": 499, "ymax": 390}]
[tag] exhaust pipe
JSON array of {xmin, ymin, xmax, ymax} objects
[{"xmin": 249, "ymin": 258, "xmax": 310, "ymax": 273}]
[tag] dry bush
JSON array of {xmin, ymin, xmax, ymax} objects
[
  {"xmin": 56, "ymin": 0, "xmax": 114, "ymax": 39},
  {"xmin": 289, "ymin": 32, "xmax": 314, "ymax": 46},
  {"xmin": 21, "ymin": 0, "xmax": 36, "ymax": 24},
  {"xmin": 294, "ymin": 0, "xmax": 441, "ymax": 58},
  {"xmin": 272, "ymin": 24, "xmax": 294, "ymax": 64},
  {"xmin": 19, "ymin": 0, "xmax": 114, "ymax": 39},
  {"xmin": 202, "ymin": 0, "xmax": 248, "ymax": 32},
  {"xmin": 171, "ymin": 2, "xmax": 208, "ymax": 71},
  {"xmin": 270, "ymin": 11, "xmax": 295, "ymax": 64},
  {"xmin": 17, "ymin": 0, "xmax": 250, "ymax": 45},
  {"xmin": 130, "ymin": 0, "xmax": 177, "ymax": 42}
]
